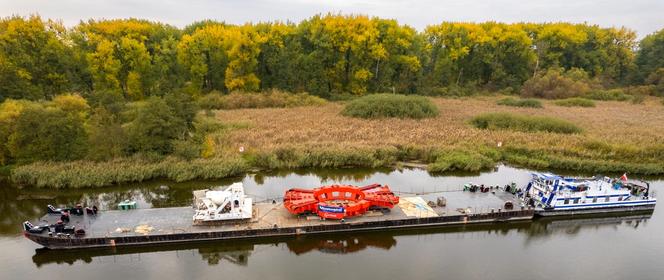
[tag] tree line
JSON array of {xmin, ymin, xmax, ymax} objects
[
  {"xmin": 2, "ymin": 14, "xmax": 664, "ymax": 167},
  {"xmin": 0, "ymin": 92, "xmax": 202, "ymax": 165},
  {"xmin": 2, "ymin": 14, "xmax": 664, "ymax": 102}
]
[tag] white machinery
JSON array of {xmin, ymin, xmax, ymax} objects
[{"xmin": 193, "ymin": 183, "xmax": 253, "ymax": 224}]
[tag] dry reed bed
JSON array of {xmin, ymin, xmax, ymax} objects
[{"xmin": 216, "ymin": 97, "xmax": 664, "ymax": 154}]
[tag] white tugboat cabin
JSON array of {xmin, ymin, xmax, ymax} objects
[
  {"xmin": 522, "ymin": 173, "xmax": 656, "ymax": 216},
  {"xmin": 193, "ymin": 183, "xmax": 253, "ymax": 224}
]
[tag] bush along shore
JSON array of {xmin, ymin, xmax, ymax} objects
[{"xmin": 9, "ymin": 142, "xmax": 664, "ymax": 188}]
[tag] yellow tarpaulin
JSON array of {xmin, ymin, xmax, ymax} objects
[
  {"xmin": 399, "ymin": 197, "xmax": 438, "ymax": 218},
  {"xmin": 134, "ymin": 224, "xmax": 154, "ymax": 235}
]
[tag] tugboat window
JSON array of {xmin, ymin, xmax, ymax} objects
[
  {"xmin": 593, "ymin": 197, "xmax": 597, "ymax": 203},
  {"xmin": 564, "ymin": 198, "xmax": 570, "ymax": 205},
  {"xmin": 605, "ymin": 196, "xmax": 610, "ymax": 202},
  {"xmin": 573, "ymin": 198, "xmax": 580, "ymax": 204}
]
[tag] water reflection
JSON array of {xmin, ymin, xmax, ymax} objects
[
  {"xmin": 31, "ymin": 241, "xmax": 256, "ymax": 267},
  {"xmin": 252, "ymin": 167, "xmax": 394, "ymax": 185},
  {"xmin": 286, "ymin": 234, "xmax": 397, "ymax": 255},
  {"xmin": 524, "ymin": 213, "xmax": 652, "ymax": 243}
]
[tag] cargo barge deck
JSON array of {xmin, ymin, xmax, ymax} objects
[{"xmin": 25, "ymin": 190, "xmax": 533, "ymax": 250}]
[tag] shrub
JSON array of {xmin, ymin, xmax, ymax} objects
[
  {"xmin": 496, "ymin": 97, "xmax": 543, "ymax": 108},
  {"xmin": 247, "ymin": 146, "xmax": 400, "ymax": 170},
  {"xmin": 624, "ymin": 85, "xmax": 656, "ymax": 97},
  {"xmin": 51, "ymin": 94, "xmax": 90, "ymax": 116},
  {"xmin": 86, "ymin": 108, "xmax": 127, "ymax": 161},
  {"xmin": 198, "ymin": 90, "xmax": 326, "ymax": 110},
  {"xmin": 554, "ymin": 98, "xmax": 596, "ymax": 107},
  {"xmin": 198, "ymin": 91, "xmax": 225, "ymax": 110},
  {"xmin": 521, "ymin": 69, "xmax": 592, "ymax": 99},
  {"xmin": 631, "ymin": 94, "xmax": 645, "ymax": 104},
  {"xmin": 428, "ymin": 149, "xmax": 498, "ymax": 173},
  {"xmin": 585, "ymin": 89, "xmax": 631, "ymax": 101},
  {"xmin": 341, "ymin": 94, "xmax": 439, "ymax": 119},
  {"xmin": 172, "ymin": 140, "xmax": 201, "ymax": 160},
  {"xmin": 470, "ymin": 112, "xmax": 582, "ymax": 134},
  {"xmin": 125, "ymin": 97, "xmax": 181, "ymax": 154},
  {"xmin": 0, "ymin": 99, "xmax": 32, "ymax": 165},
  {"xmin": 420, "ymin": 83, "xmax": 488, "ymax": 97},
  {"xmin": 645, "ymin": 68, "xmax": 664, "ymax": 96},
  {"xmin": 9, "ymin": 105, "xmax": 88, "ymax": 163}
]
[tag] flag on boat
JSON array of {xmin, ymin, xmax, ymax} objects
[{"xmin": 620, "ymin": 173, "xmax": 628, "ymax": 182}]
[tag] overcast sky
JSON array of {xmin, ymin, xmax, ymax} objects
[{"xmin": 2, "ymin": 0, "xmax": 663, "ymax": 37}]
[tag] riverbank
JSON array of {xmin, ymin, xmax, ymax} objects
[{"xmin": 7, "ymin": 96, "xmax": 664, "ymax": 188}]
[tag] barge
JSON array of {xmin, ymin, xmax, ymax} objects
[
  {"xmin": 521, "ymin": 173, "xmax": 657, "ymax": 216},
  {"xmin": 23, "ymin": 183, "xmax": 532, "ymax": 250}
]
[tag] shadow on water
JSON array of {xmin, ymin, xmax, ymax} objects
[{"xmin": 29, "ymin": 212, "xmax": 652, "ymax": 268}]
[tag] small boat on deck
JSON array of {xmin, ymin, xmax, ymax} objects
[{"xmin": 521, "ymin": 173, "xmax": 656, "ymax": 216}]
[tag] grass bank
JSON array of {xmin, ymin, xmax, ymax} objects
[
  {"xmin": 10, "ymin": 156, "xmax": 248, "ymax": 188},
  {"xmin": 8, "ymin": 96, "xmax": 664, "ymax": 188}
]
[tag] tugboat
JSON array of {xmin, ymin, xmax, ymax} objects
[{"xmin": 521, "ymin": 173, "xmax": 656, "ymax": 216}]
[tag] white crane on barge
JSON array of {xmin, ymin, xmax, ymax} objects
[{"xmin": 193, "ymin": 183, "xmax": 253, "ymax": 224}]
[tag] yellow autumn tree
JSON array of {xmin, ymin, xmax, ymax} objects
[{"xmin": 200, "ymin": 135, "xmax": 216, "ymax": 158}]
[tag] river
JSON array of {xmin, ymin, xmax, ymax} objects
[{"xmin": 0, "ymin": 165, "xmax": 662, "ymax": 280}]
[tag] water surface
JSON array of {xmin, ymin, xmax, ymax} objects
[{"xmin": 0, "ymin": 165, "xmax": 662, "ymax": 280}]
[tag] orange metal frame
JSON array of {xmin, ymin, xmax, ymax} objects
[{"xmin": 283, "ymin": 184, "xmax": 399, "ymax": 219}]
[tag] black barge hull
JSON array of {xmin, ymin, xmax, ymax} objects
[{"xmin": 26, "ymin": 210, "xmax": 533, "ymax": 249}]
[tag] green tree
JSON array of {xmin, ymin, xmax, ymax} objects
[
  {"xmin": 635, "ymin": 28, "xmax": 664, "ymax": 84},
  {"xmin": 178, "ymin": 24, "xmax": 261, "ymax": 93},
  {"xmin": 177, "ymin": 24, "xmax": 229, "ymax": 93},
  {"xmin": 73, "ymin": 19, "xmax": 183, "ymax": 98},
  {"xmin": 86, "ymin": 39, "xmax": 122, "ymax": 92},
  {"xmin": 8, "ymin": 105, "xmax": 87, "ymax": 163},
  {"xmin": 85, "ymin": 89, "xmax": 127, "ymax": 117},
  {"xmin": 0, "ymin": 16, "xmax": 76, "ymax": 101},
  {"xmin": 0, "ymin": 99, "xmax": 30, "ymax": 165},
  {"xmin": 125, "ymin": 96, "xmax": 180, "ymax": 154},
  {"xmin": 164, "ymin": 91, "xmax": 199, "ymax": 139},
  {"xmin": 86, "ymin": 107, "xmax": 126, "ymax": 161}
]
